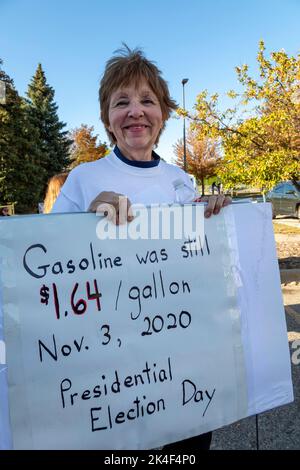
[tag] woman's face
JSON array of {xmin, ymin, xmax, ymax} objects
[{"xmin": 108, "ymin": 78, "xmax": 163, "ymax": 160}]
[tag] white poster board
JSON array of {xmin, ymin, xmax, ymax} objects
[{"xmin": 0, "ymin": 203, "xmax": 293, "ymax": 449}]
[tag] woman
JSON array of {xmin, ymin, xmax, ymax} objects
[
  {"xmin": 52, "ymin": 45, "xmax": 231, "ymax": 449},
  {"xmin": 52, "ymin": 46, "xmax": 230, "ymax": 219},
  {"xmin": 43, "ymin": 172, "xmax": 69, "ymax": 214}
]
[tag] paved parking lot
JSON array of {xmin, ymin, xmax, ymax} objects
[{"xmin": 211, "ymin": 284, "xmax": 300, "ymax": 450}]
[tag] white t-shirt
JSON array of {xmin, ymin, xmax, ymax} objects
[{"xmin": 52, "ymin": 150, "xmax": 195, "ymax": 213}]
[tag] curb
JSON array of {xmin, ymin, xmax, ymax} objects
[{"xmin": 280, "ymin": 269, "xmax": 300, "ymax": 285}]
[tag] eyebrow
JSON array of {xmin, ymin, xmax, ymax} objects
[
  {"xmin": 113, "ymin": 88, "xmax": 155, "ymax": 99},
  {"xmin": 112, "ymin": 93, "xmax": 129, "ymax": 100},
  {"xmin": 140, "ymin": 89, "xmax": 155, "ymax": 96}
]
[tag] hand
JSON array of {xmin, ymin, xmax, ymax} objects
[
  {"xmin": 194, "ymin": 195, "xmax": 232, "ymax": 218},
  {"xmin": 88, "ymin": 191, "xmax": 134, "ymax": 225}
]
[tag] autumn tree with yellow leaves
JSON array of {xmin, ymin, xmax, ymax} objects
[
  {"xmin": 178, "ymin": 41, "xmax": 300, "ymax": 192},
  {"xmin": 69, "ymin": 124, "xmax": 109, "ymax": 169},
  {"xmin": 173, "ymin": 127, "xmax": 221, "ymax": 195}
]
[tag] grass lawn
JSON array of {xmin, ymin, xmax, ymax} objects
[{"xmin": 273, "ymin": 222, "xmax": 300, "ymax": 234}]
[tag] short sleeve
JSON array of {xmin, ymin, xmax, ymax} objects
[{"xmin": 51, "ymin": 192, "xmax": 82, "ymax": 213}]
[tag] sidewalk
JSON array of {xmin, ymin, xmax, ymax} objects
[{"xmin": 210, "ymin": 283, "xmax": 300, "ymax": 450}]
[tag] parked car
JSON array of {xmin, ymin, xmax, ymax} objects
[{"xmin": 266, "ymin": 181, "xmax": 300, "ymax": 218}]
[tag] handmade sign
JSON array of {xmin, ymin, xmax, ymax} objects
[{"xmin": 0, "ymin": 203, "xmax": 293, "ymax": 449}]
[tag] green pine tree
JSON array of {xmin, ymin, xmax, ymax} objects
[
  {"xmin": 26, "ymin": 64, "xmax": 72, "ymax": 192},
  {"xmin": 0, "ymin": 59, "xmax": 45, "ymax": 213}
]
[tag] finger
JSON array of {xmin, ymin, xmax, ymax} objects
[
  {"xmin": 197, "ymin": 196, "xmax": 209, "ymax": 203},
  {"xmin": 118, "ymin": 196, "xmax": 129, "ymax": 225},
  {"xmin": 127, "ymin": 197, "xmax": 134, "ymax": 222},
  {"xmin": 88, "ymin": 191, "xmax": 123, "ymax": 213},
  {"xmin": 88, "ymin": 200, "xmax": 99, "ymax": 212},
  {"xmin": 116, "ymin": 195, "xmax": 134, "ymax": 223},
  {"xmin": 204, "ymin": 195, "xmax": 218, "ymax": 218},
  {"xmin": 127, "ymin": 202, "xmax": 135, "ymax": 222},
  {"xmin": 107, "ymin": 207, "xmax": 117, "ymax": 224},
  {"xmin": 88, "ymin": 197, "xmax": 110, "ymax": 212},
  {"xmin": 223, "ymin": 196, "xmax": 232, "ymax": 206},
  {"xmin": 213, "ymin": 195, "xmax": 225, "ymax": 215},
  {"xmin": 96, "ymin": 203, "xmax": 117, "ymax": 224}
]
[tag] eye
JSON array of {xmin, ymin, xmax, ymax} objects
[
  {"xmin": 115, "ymin": 100, "xmax": 129, "ymax": 107},
  {"xmin": 142, "ymin": 98, "xmax": 155, "ymax": 105},
  {"xmin": 114, "ymin": 99, "xmax": 128, "ymax": 107}
]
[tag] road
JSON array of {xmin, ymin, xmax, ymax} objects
[{"xmin": 210, "ymin": 283, "xmax": 300, "ymax": 450}]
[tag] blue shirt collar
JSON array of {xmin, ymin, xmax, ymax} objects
[{"xmin": 114, "ymin": 146, "xmax": 160, "ymax": 168}]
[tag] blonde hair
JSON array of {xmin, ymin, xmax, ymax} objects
[
  {"xmin": 43, "ymin": 172, "xmax": 69, "ymax": 213},
  {"xmin": 99, "ymin": 44, "xmax": 177, "ymax": 145}
]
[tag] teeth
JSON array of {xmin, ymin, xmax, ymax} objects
[{"xmin": 126, "ymin": 125, "xmax": 146, "ymax": 129}]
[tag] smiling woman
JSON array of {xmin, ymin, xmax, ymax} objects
[
  {"xmin": 50, "ymin": 45, "xmax": 230, "ymax": 450},
  {"xmin": 51, "ymin": 44, "xmax": 231, "ymax": 221}
]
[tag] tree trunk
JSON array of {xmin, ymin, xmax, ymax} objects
[{"xmin": 201, "ymin": 177, "xmax": 205, "ymax": 196}]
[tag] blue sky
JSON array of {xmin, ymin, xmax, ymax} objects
[{"xmin": 1, "ymin": 0, "xmax": 300, "ymax": 163}]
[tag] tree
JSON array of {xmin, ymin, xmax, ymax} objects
[
  {"xmin": 179, "ymin": 41, "xmax": 300, "ymax": 191},
  {"xmin": 0, "ymin": 60, "xmax": 44, "ymax": 213},
  {"xmin": 173, "ymin": 126, "xmax": 221, "ymax": 195},
  {"xmin": 26, "ymin": 64, "xmax": 72, "ymax": 190},
  {"xmin": 69, "ymin": 125, "xmax": 109, "ymax": 169}
]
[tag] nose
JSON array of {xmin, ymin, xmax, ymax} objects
[{"xmin": 128, "ymin": 101, "xmax": 144, "ymax": 118}]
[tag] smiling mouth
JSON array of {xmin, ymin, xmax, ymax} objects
[{"xmin": 123, "ymin": 125, "xmax": 149, "ymax": 130}]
